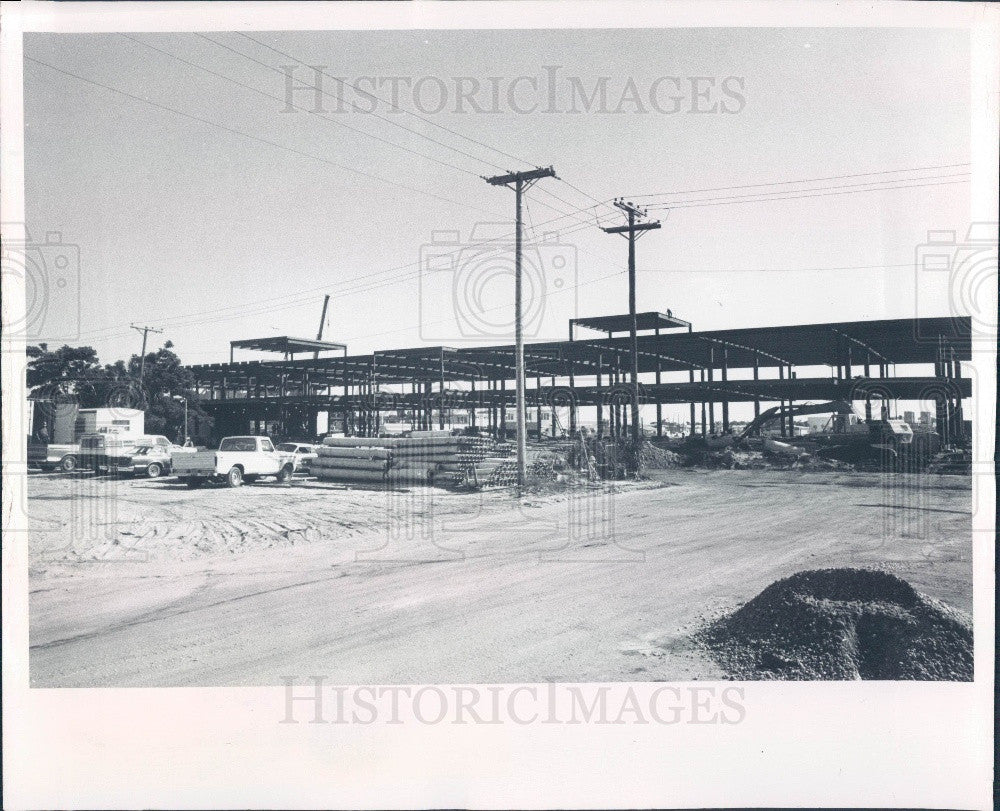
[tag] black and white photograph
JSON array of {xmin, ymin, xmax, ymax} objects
[{"xmin": 1, "ymin": 1, "xmax": 996, "ymax": 809}]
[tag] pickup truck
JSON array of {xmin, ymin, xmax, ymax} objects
[
  {"xmin": 27, "ymin": 441, "xmax": 80, "ymax": 472},
  {"xmin": 173, "ymin": 436, "xmax": 297, "ymax": 488}
]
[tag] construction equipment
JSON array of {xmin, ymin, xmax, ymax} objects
[
  {"xmin": 738, "ymin": 400, "xmax": 856, "ymax": 440},
  {"xmin": 730, "ymin": 400, "xmax": 916, "ymax": 468}
]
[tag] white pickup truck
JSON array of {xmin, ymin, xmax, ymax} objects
[{"xmin": 173, "ymin": 436, "xmax": 297, "ymax": 488}]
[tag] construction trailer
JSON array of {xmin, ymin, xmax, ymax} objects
[{"xmin": 184, "ymin": 314, "xmax": 972, "ymax": 447}]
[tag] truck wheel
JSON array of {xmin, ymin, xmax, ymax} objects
[
  {"xmin": 185, "ymin": 477, "xmax": 205, "ymax": 489},
  {"xmin": 226, "ymin": 466, "xmax": 244, "ymax": 488},
  {"xmin": 276, "ymin": 465, "xmax": 293, "ymax": 483},
  {"xmin": 146, "ymin": 463, "xmax": 163, "ymax": 478},
  {"xmin": 59, "ymin": 455, "xmax": 77, "ymax": 473}
]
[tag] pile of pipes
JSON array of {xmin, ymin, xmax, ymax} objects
[
  {"xmin": 312, "ymin": 432, "xmax": 501, "ymax": 486},
  {"xmin": 312, "ymin": 437, "xmax": 393, "ymax": 483}
]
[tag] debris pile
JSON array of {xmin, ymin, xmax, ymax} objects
[
  {"xmin": 636, "ymin": 441, "xmax": 683, "ymax": 469},
  {"xmin": 695, "ymin": 568, "xmax": 973, "ymax": 680}
]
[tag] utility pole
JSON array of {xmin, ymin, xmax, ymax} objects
[
  {"xmin": 485, "ymin": 165, "xmax": 557, "ymax": 490},
  {"xmin": 130, "ymin": 323, "xmax": 164, "ymax": 383},
  {"xmin": 601, "ymin": 199, "xmax": 660, "ymax": 444},
  {"xmin": 314, "ymin": 294, "xmax": 331, "ymax": 359}
]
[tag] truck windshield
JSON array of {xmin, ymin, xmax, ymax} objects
[
  {"xmin": 219, "ymin": 438, "xmax": 257, "ymax": 452},
  {"xmin": 276, "ymin": 443, "xmax": 297, "ymax": 452}
]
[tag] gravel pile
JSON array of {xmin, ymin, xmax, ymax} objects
[{"xmin": 696, "ymin": 568, "xmax": 973, "ymax": 681}]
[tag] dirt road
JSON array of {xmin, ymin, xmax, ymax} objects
[{"xmin": 27, "ymin": 469, "xmax": 971, "ymax": 686}]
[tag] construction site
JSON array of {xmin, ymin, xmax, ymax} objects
[
  {"xmin": 182, "ymin": 311, "xmax": 972, "ymax": 483},
  {"xmin": 20, "ymin": 29, "xmax": 982, "ymax": 690},
  {"xmin": 27, "ymin": 304, "xmax": 976, "ymax": 687}
]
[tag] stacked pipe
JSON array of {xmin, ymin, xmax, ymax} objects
[
  {"xmin": 311, "ymin": 433, "xmax": 499, "ymax": 485},
  {"xmin": 312, "ymin": 437, "xmax": 394, "ymax": 482},
  {"xmin": 395, "ymin": 432, "xmax": 495, "ymax": 485}
]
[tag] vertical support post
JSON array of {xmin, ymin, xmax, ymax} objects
[
  {"xmin": 753, "ymin": 353, "xmax": 761, "ymax": 419},
  {"xmin": 609, "ymin": 360, "xmax": 621, "ymax": 439},
  {"xmin": 500, "ymin": 377, "xmax": 507, "ymax": 440},
  {"xmin": 568, "ymin": 324, "xmax": 577, "ymax": 434},
  {"xmin": 779, "ymin": 365, "xmax": 786, "ymax": 437},
  {"xmin": 550, "ymin": 375, "xmax": 557, "ymax": 437},
  {"xmin": 721, "ymin": 347, "xmax": 730, "ymax": 433},
  {"xmin": 951, "ymin": 347, "xmax": 964, "ymax": 441},
  {"xmin": 688, "ymin": 366, "xmax": 696, "ymax": 437},
  {"xmin": 655, "ymin": 325, "xmax": 663, "ymax": 438},
  {"xmin": 535, "ymin": 373, "xmax": 543, "ymax": 440},
  {"xmin": 786, "ymin": 363, "xmax": 794, "ymax": 438},
  {"xmin": 707, "ymin": 347, "xmax": 715, "ymax": 434},
  {"xmin": 596, "ymin": 354, "xmax": 604, "ymax": 438},
  {"xmin": 699, "ymin": 369, "xmax": 707, "ymax": 437}
]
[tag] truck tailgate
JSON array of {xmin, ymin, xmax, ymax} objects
[{"xmin": 172, "ymin": 450, "xmax": 217, "ymax": 476}]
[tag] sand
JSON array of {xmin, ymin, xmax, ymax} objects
[{"xmin": 25, "ymin": 468, "xmax": 972, "ymax": 686}]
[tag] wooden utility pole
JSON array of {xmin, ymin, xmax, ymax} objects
[
  {"xmin": 485, "ymin": 165, "xmax": 556, "ymax": 490},
  {"xmin": 602, "ymin": 200, "xmax": 660, "ymax": 444},
  {"xmin": 130, "ymin": 323, "xmax": 164, "ymax": 383}
]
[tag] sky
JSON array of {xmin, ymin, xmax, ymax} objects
[{"xmin": 23, "ymin": 27, "xmax": 971, "ymax": 375}]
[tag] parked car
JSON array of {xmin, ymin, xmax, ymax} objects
[
  {"xmin": 129, "ymin": 439, "xmax": 196, "ymax": 478},
  {"xmin": 81, "ymin": 434, "xmax": 181, "ymax": 475},
  {"xmin": 275, "ymin": 442, "xmax": 318, "ymax": 472},
  {"xmin": 172, "ymin": 436, "xmax": 297, "ymax": 488}
]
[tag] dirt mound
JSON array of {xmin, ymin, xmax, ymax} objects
[
  {"xmin": 638, "ymin": 442, "xmax": 682, "ymax": 469},
  {"xmin": 696, "ymin": 568, "xmax": 972, "ymax": 680}
]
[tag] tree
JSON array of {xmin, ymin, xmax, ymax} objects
[
  {"xmin": 26, "ymin": 344, "xmax": 107, "ymax": 405},
  {"xmin": 27, "ymin": 341, "xmax": 213, "ymax": 443},
  {"xmin": 128, "ymin": 342, "xmax": 213, "ymax": 442}
]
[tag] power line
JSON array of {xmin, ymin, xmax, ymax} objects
[
  {"xmin": 644, "ymin": 178, "xmax": 969, "ymax": 211},
  {"xmin": 627, "ymin": 162, "xmax": 972, "ymax": 199},
  {"xmin": 191, "ymin": 33, "xmax": 498, "ymax": 178},
  {"xmin": 238, "ymin": 32, "xmax": 533, "ymax": 170},
  {"xmin": 75, "ymin": 201, "xmax": 607, "ymax": 340},
  {"xmin": 121, "ymin": 33, "xmax": 486, "ymax": 179},
  {"xmin": 24, "ymin": 55, "xmax": 501, "ymax": 218},
  {"xmin": 74, "ymin": 170, "xmax": 962, "ymax": 345},
  {"xmin": 641, "ymin": 172, "xmax": 970, "ymax": 208},
  {"xmin": 222, "ymin": 33, "xmax": 612, "ymax": 226}
]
